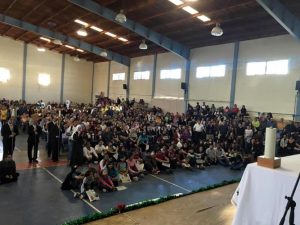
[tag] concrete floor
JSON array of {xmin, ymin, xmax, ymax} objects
[{"xmin": 0, "ymin": 133, "xmax": 242, "ymax": 225}]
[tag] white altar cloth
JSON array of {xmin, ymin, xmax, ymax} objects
[{"xmin": 232, "ymin": 155, "xmax": 300, "ymax": 225}]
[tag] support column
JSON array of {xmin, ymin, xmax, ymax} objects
[
  {"xmin": 22, "ymin": 43, "xmax": 27, "ymax": 100},
  {"xmin": 126, "ymin": 64, "xmax": 130, "ymax": 99},
  {"xmin": 184, "ymin": 59, "xmax": 191, "ymax": 112},
  {"xmin": 229, "ymin": 42, "xmax": 240, "ymax": 108},
  {"xmin": 107, "ymin": 61, "xmax": 111, "ymax": 97},
  {"xmin": 91, "ymin": 62, "xmax": 95, "ymax": 103},
  {"xmin": 151, "ymin": 54, "xmax": 157, "ymax": 98},
  {"xmin": 60, "ymin": 54, "xmax": 65, "ymax": 103},
  {"xmin": 295, "ymin": 93, "xmax": 300, "ymax": 121}
]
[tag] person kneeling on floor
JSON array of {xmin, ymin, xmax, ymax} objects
[
  {"xmin": 0, "ymin": 155, "xmax": 19, "ymax": 184},
  {"xmin": 74, "ymin": 170, "xmax": 97, "ymax": 199},
  {"xmin": 61, "ymin": 165, "xmax": 84, "ymax": 190}
]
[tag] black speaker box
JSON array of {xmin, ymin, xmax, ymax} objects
[
  {"xmin": 123, "ymin": 84, "xmax": 127, "ymax": 90},
  {"xmin": 296, "ymin": 81, "xmax": 300, "ymax": 91},
  {"xmin": 181, "ymin": 82, "xmax": 186, "ymax": 90}
]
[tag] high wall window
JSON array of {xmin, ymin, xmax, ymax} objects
[
  {"xmin": 196, "ymin": 65, "xmax": 226, "ymax": 78},
  {"xmin": 112, "ymin": 72, "xmax": 125, "ymax": 80},
  {"xmin": 160, "ymin": 68, "xmax": 181, "ymax": 79},
  {"xmin": 38, "ymin": 73, "xmax": 50, "ymax": 86},
  {"xmin": 133, "ymin": 71, "xmax": 150, "ymax": 80},
  {"xmin": 0, "ymin": 68, "xmax": 11, "ymax": 83},
  {"xmin": 246, "ymin": 59, "xmax": 289, "ymax": 76}
]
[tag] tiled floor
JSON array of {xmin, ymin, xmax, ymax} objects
[{"xmin": 0, "ymin": 133, "xmax": 243, "ymax": 225}]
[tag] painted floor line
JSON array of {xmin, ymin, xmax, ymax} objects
[
  {"xmin": 149, "ymin": 174, "xmax": 192, "ymax": 192},
  {"xmin": 42, "ymin": 167, "xmax": 102, "ymax": 214}
]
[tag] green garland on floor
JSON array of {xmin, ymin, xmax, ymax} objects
[{"xmin": 62, "ymin": 179, "xmax": 240, "ymax": 225}]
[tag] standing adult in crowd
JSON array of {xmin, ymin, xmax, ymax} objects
[
  {"xmin": 27, "ymin": 119, "xmax": 42, "ymax": 163},
  {"xmin": 1, "ymin": 117, "xmax": 18, "ymax": 159}
]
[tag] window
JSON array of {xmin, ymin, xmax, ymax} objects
[
  {"xmin": 160, "ymin": 68, "xmax": 181, "ymax": 79},
  {"xmin": 133, "ymin": 71, "xmax": 150, "ymax": 80},
  {"xmin": 196, "ymin": 65, "xmax": 226, "ymax": 78},
  {"xmin": 266, "ymin": 60, "xmax": 288, "ymax": 75},
  {"xmin": 246, "ymin": 59, "xmax": 288, "ymax": 76},
  {"xmin": 246, "ymin": 62, "xmax": 266, "ymax": 76},
  {"xmin": 0, "ymin": 68, "xmax": 10, "ymax": 83},
  {"xmin": 112, "ymin": 72, "xmax": 125, "ymax": 80},
  {"xmin": 38, "ymin": 73, "xmax": 50, "ymax": 86}
]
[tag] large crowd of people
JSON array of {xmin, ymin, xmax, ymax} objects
[{"xmin": 0, "ymin": 96, "xmax": 299, "ymax": 198}]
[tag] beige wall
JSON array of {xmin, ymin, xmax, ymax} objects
[
  {"xmin": 155, "ymin": 52, "xmax": 186, "ymax": 99},
  {"xmin": 130, "ymin": 55, "xmax": 154, "ymax": 102},
  {"xmin": 64, "ymin": 55, "xmax": 93, "ymax": 104},
  {"xmin": 109, "ymin": 61, "xmax": 128, "ymax": 100},
  {"xmin": 93, "ymin": 62, "xmax": 109, "ymax": 104},
  {"xmin": 235, "ymin": 35, "xmax": 300, "ymax": 115},
  {"xmin": 0, "ymin": 36, "xmax": 23, "ymax": 100},
  {"xmin": 26, "ymin": 44, "xmax": 61, "ymax": 103},
  {"xmin": 189, "ymin": 43, "xmax": 234, "ymax": 107}
]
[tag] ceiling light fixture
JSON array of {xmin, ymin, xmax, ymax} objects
[
  {"xmin": 139, "ymin": 40, "xmax": 148, "ymax": 50},
  {"xmin": 168, "ymin": 0, "xmax": 184, "ymax": 6},
  {"xmin": 74, "ymin": 19, "xmax": 89, "ymax": 27},
  {"xmin": 118, "ymin": 37, "xmax": 128, "ymax": 42},
  {"xmin": 115, "ymin": 10, "xmax": 127, "ymax": 23},
  {"xmin": 211, "ymin": 23, "xmax": 223, "ymax": 36},
  {"xmin": 100, "ymin": 50, "xmax": 108, "ymax": 57},
  {"xmin": 65, "ymin": 45, "xmax": 75, "ymax": 50},
  {"xmin": 90, "ymin": 26, "xmax": 103, "ymax": 32},
  {"xmin": 182, "ymin": 6, "xmax": 199, "ymax": 15},
  {"xmin": 40, "ymin": 37, "xmax": 51, "ymax": 42},
  {"xmin": 73, "ymin": 56, "xmax": 80, "ymax": 62},
  {"xmin": 53, "ymin": 39, "xmax": 62, "ymax": 45},
  {"xmin": 77, "ymin": 27, "xmax": 88, "ymax": 37},
  {"xmin": 197, "ymin": 15, "xmax": 211, "ymax": 22},
  {"xmin": 76, "ymin": 48, "xmax": 84, "ymax": 53},
  {"xmin": 37, "ymin": 47, "xmax": 46, "ymax": 52},
  {"xmin": 105, "ymin": 32, "xmax": 117, "ymax": 37}
]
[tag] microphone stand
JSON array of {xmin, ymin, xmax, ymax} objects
[{"xmin": 279, "ymin": 172, "xmax": 300, "ymax": 225}]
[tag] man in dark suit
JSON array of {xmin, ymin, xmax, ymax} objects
[
  {"xmin": 1, "ymin": 117, "xmax": 18, "ymax": 160},
  {"xmin": 27, "ymin": 119, "xmax": 42, "ymax": 163}
]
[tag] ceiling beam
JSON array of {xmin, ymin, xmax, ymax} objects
[
  {"xmin": 16, "ymin": 3, "xmax": 70, "ymax": 41},
  {"xmin": 0, "ymin": 13, "xmax": 130, "ymax": 66},
  {"xmin": 257, "ymin": 0, "xmax": 300, "ymax": 41},
  {"xmin": 69, "ymin": 0, "xmax": 190, "ymax": 59},
  {"xmin": 3, "ymin": 0, "xmax": 18, "ymax": 14}
]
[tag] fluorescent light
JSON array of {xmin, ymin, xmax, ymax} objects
[
  {"xmin": 76, "ymin": 49, "xmax": 84, "ymax": 53},
  {"xmin": 118, "ymin": 37, "xmax": 128, "ymax": 42},
  {"xmin": 74, "ymin": 19, "xmax": 89, "ymax": 27},
  {"xmin": 105, "ymin": 32, "xmax": 117, "ymax": 37},
  {"xmin": 40, "ymin": 37, "xmax": 51, "ymax": 42},
  {"xmin": 65, "ymin": 45, "xmax": 75, "ymax": 50},
  {"xmin": 182, "ymin": 6, "xmax": 198, "ymax": 15},
  {"xmin": 197, "ymin": 15, "xmax": 211, "ymax": 22},
  {"xmin": 168, "ymin": 0, "xmax": 184, "ymax": 6},
  {"xmin": 90, "ymin": 26, "xmax": 103, "ymax": 32},
  {"xmin": 37, "ymin": 47, "xmax": 46, "ymax": 52},
  {"xmin": 76, "ymin": 28, "xmax": 88, "ymax": 36}
]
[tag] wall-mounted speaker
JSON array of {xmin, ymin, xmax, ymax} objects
[
  {"xmin": 296, "ymin": 81, "xmax": 300, "ymax": 91},
  {"xmin": 123, "ymin": 84, "xmax": 127, "ymax": 90},
  {"xmin": 181, "ymin": 82, "xmax": 187, "ymax": 90}
]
